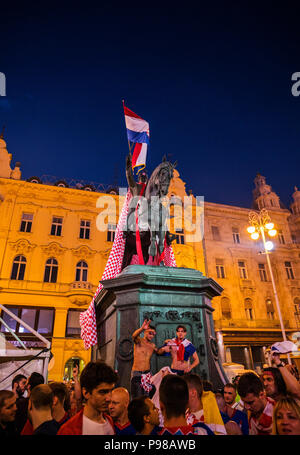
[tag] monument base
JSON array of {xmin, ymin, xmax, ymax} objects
[{"xmin": 95, "ymin": 265, "xmax": 228, "ymax": 392}]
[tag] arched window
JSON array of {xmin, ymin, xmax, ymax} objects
[
  {"xmin": 221, "ymin": 297, "xmax": 231, "ymax": 319},
  {"xmin": 244, "ymin": 298, "xmax": 254, "ymax": 320},
  {"xmin": 44, "ymin": 258, "xmax": 58, "ymax": 283},
  {"xmin": 11, "ymin": 255, "xmax": 26, "ymax": 280},
  {"xmin": 266, "ymin": 299, "xmax": 275, "ymax": 320},
  {"xmin": 75, "ymin": 261, "xmax": 88, "ymax": 282}
]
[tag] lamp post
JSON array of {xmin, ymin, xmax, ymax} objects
[{"xmin": 247, "ymin": 208, "xmax": 291, "ymax": 364}]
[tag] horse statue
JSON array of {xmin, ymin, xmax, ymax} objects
[{"xmin": 121, "ymin": 153, "xmax": 176, "ymax": 270}]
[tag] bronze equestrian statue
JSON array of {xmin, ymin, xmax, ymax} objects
[{"xmin": 121, "ymin": 152, "xmax": 176, "ymax": 270}]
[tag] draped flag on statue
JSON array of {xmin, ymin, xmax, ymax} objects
[{"xmin": 123, "ymin": 102, "xmax": 149, "ymax": 171}]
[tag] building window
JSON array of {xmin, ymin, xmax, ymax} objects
[
  {"xmin": 43, "ymin": 258, "xmax": 58, "ymax": 283},
  {"xmin": 244, "ymin": 298, "xmax": 254, "ymax": 320},
  {"xmin": 216, "ymin": 258, "xmax": 226, "ymax": 279},
  {"xmin": 294, "ymin": 298, "xmax": 300, "ymax": 326},
  {"xmin": 258, "ymin": 263, "xmax": 267, "ymax": 282},
  {"xmin": 11, "ymin": 255, "xmax": 26, "ymax": 280},
  {"xmin": 232, "ymin": 228, "xmax": 240, "ymax": 244},
  {"xmin": 79, "ymin": 220, "xmax": 90, "ymax": 239},
  {"xmin": 285, "ymin": 261, "xmax": 295, "ymax": 280},
  {"xmin": 50, "ymin": 217, "xmax": 63, "ymax": 236},
  {"xmin": 292, "ymin": 234, "xmax": 297, "ymax": 244},
  {"xmin": 211, "ymin": 225, "xmax": 221, "ymax": 241},
  {"xmin": 266, "ymin": 299, "xmax": 275, "ymax": 320},
  {"xmin": 221, "ymin": 297, "xmax": 231, "ymax": 319},
  {"xmin": 0, "ymin": 306, "xmax": 54, "ymax": 336},
  {"xmin": 278, "ymin": 229, "xmax": 285, "ymax": 245},
  {"xmin": 175, "ymin": 229, "xmax": 185, "ymax": 244},
  {"xmin": 75, "ymin": 261, "xmax": 88, "ymax": 282},
  {"xmin": 20, "ymin": 213, "xmax": 33, "ymax": 233},
  {"xmin": 66, "ymin": 309, "xmax": 82, "ymax": 338},
  {"xmin": 238, "ymin": 261, "xmax": 248, "ymax": 279},
  {"xmin": 107, "ymin": 224, "xmax": 116, "ymax": 242}
]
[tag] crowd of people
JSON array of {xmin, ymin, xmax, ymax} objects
[{"xmin": 1, "ymin": 320, "xmax": 300, "ymax": 436}]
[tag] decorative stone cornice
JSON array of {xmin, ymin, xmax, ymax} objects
[
  {"xmin": 71, "ymin": 245, "xmax": 97, "ymax": 260},
  {"xmin": 9, "ymin": 238, "xmax": 37, "ymax": 254},
  {"xmin": 99, "ymin": 248, "xmax": 111, "ymax": 260},
  {"xmin": 41, "ymin": 242, "xmax": 67, "ymax": 256},
  {"xmin": 69, "ymin": 297, "xmax": 90, "ymax": 307}
]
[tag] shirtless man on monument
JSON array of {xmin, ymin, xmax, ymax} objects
[
  {"xmin": 164, "ymin": 325, "xmax": 199, "ymax": 376},
  {"xmin": 131, "ymin": 319, "xmax": 167, "ymax": 399}
]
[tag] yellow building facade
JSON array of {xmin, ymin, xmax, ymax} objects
[{"xmin": 204, "ymin": 174, "xmax": 300, "ymax": 372}]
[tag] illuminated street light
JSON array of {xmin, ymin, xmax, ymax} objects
[
  {"xmin": 265, "ymin": 241, "xmax": 274, "ymax": 251},
  {"xmin": 247, "ymin": 208, "xmax": 291, "ymax": 364},
  {"xmin": 247, "ymin": 226, "xmax": 256, "ymax": 234},
  {"xmin": 268, "ymin": 229, "xmax": 277, "ymax": 237}
]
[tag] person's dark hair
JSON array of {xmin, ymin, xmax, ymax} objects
[
  {"xmin": 49, "ymin": 382, "xmax": 68, "ymax": 404},
  {"xmin": 263, "ymin": 367, "xmax": 287, "ymax": 396},
  {"xmin": 30, "ymin": 384, "xmax": 53, "ymax": 410},
  {"xmin": 202, "ymin": 380, "xmax": 213, "ymax": 392},
  {"xmin": 12, "ymin": 374, "xmax": 26, "ymax": 388},
  {"xmin": 223, "ymin": 382, "xmax": 237, "ymax": 392},
  {"xmin": 176, "ymin": 325, "xmax": 187, "ymax": 332},
  {"xmin": 237, "ymin": 372, "xmax": 263, "ymax": 398},
  {"xmin": 146, "ymin": 325, "xmax": 155, "ymax": 331},
  {"xmin": 80, "ymin": 361, "xmax": 118, "ymax": 394},
  {"xmin": 0, "ymin": 390, "xmax": 15, "ymax": 410},
  {"xmin": 182, "ymin": 373, "xmax": 203, "ymax": 398},
  {"xmin": 28, "ymin": 372, "xmax": 44, "ymax": 391},
  {"xmin": 159, "ymin": 374, "xmax": 188, "ymax": 419},
  {"xmin": 128, "ymin": 396, "xmax": 150, "ymax": 432}
]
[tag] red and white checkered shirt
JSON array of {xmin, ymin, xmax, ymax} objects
[{"xmin": 249, "ymin": 397, "xmax": 275, "ymax": 435}]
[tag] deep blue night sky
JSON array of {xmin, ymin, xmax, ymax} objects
[{"xmin": 1, "ymin": 2, "xmax": 300, "ymax": 209}]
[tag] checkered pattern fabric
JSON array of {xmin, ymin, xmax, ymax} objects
[
  {"xmin": 141, "ymin": 372, "xmax": 153, "ymax": 393},
  {"xmin": 80, "ymin": 189, "xmax": 177, "ymax": 350}
]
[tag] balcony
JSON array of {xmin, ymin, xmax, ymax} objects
[
  {"xmin": 70, "ymin": 281, "xmax": 94, "ymax": 290},
  {"xmin": 215, "ymin": 318, "xmax": 290, "ymax": 330}
]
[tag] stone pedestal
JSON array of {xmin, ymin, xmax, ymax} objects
[{"xmin": 95, "ymin": 265, "xmax": 228, "ymax": 391}]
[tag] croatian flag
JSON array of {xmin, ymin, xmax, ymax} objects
[{"xmin": 123, "ymin": 103, "xmax": 149, "ymax": 169}]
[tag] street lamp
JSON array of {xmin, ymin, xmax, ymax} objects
[{"xmin": 247, "ymin": 208, "xmax": 291, "ymax": 364}]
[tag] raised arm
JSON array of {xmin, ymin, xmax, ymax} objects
[
  {"xmin": 132, "ymin": 319, "xmax": 151, "ymax": 343},
  {"xmin": 272, "ymin": 353, "xmax": 300, "ymax": 399},
  {"xmin": 72, "ymin": 365, "xmax": 82, "ymax": 408}
]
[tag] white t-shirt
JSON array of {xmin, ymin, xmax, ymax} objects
[{"xmin": 82, "ymin": 414, "xmax": 115, "ymax": 435}]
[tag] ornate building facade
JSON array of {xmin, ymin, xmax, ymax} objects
[{"xmin": 204, "ymin": 174, "xmax": 300, "ymax": 372}]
